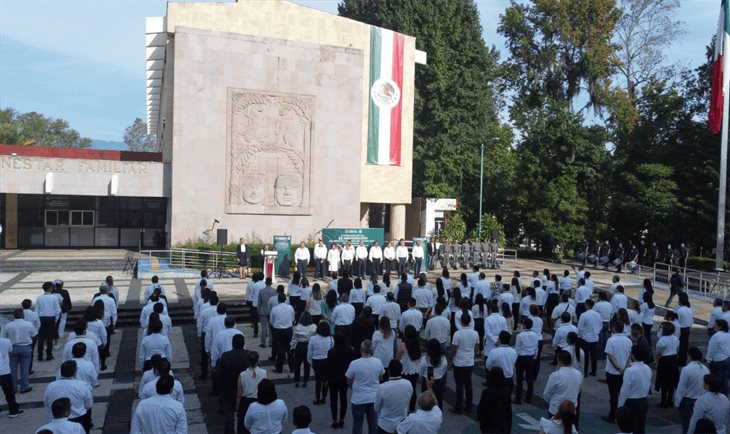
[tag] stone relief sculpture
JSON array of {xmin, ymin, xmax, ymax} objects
[{"xmin": 226, "ymin": 89, "xmax": 313, "ymax": 215}]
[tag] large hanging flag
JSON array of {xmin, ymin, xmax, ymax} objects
[
  {"xmin": 710, "ymin": 0, "xmax": 730, "ymax": 134},
  {"xmin": 367, "ymin": 26, "xmax": 405, "ymax": 166}
]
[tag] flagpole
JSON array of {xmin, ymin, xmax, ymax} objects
[{"xmin": 716, "ymin": 33, "xmax": 730, "ymax": 271}]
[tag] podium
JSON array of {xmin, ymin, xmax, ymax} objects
[{"xmin": 263, "ymin": 250, "xmax": 278, "ymax": 280}]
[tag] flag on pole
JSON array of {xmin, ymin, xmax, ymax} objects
[
  {"xmin": 367, "ymin": 26, "xmax": 405, "ymax": 166},
  {"xmin": 710, "ymin": 0, "xmax": 730, "ymax": 134}
]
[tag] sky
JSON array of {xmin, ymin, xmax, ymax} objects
[{"xmin": 0, "ymin": 0, "xmax": 721, "ymax": 142}]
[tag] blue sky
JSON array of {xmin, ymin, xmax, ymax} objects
[{"xmin": 0, "ymin": 0, "xmax": 720, "ymax": 142}]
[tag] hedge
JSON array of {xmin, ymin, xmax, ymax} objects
[{"xmin": 176, "ymin": 241, "xmax": 315, "ymax": 270}]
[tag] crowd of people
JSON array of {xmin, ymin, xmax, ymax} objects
[{"xmin": 2, "ymin": 261, "xmax": 730, "ymax": 433}]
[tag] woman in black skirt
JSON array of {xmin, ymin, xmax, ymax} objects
[{"xmin": 655, "ymin": 321, "xmax": 680, "ymax": 408}]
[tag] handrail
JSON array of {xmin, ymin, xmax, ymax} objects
[{"xmin": 138, "ymin": 248, "xmax": 239, "ymax": 274}]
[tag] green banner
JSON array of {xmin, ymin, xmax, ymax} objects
[
  {"xmin": 273, "ymin": 235, "xmax": 291, "ymax": 277},
  {"xmin": 322, "ymin": 228, "xmax": 384, "ymax": 247},
  {"xmin": 413, "ymin": 237, "xmax": 428, "ymax": 272}
]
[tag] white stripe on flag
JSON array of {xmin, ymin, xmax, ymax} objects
[{"xmin": 377, "ymin": 29, "xmax": 394, "ymax": 165}]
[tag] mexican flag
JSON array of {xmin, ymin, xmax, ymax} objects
[
  {"xmin": 710, "ymin": 0, "xmax": 730, "ymax": 134},
  {"xmin": 367, "ymin": 26, "xmax": 405, "ymax": 166}
]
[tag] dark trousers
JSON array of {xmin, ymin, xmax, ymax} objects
[
  {"xmin": 421, "ymin": 376, "xmax": 446, "ymax": 409},
  {"xmin": 710, "ymin": 358, "xmax": 730, "ymax": 396},
  {"xmin": 606, "ymin": 372, "xmax": 623, "ymax": 419},
  {"xmin": 515, "ymin": 355, "xmax": 534, "ymax": 401},
  {"xmin": 385, "ymin": 259, "xmax": 394, "ymax": 277},
  {"xmin": 624, "ymin": 397, "xmax": 648, "ymax": 434},
  {"xmin": 0, "ymin": 373, "xmax": 19, "ymax": 414},
  {"xmin": 351, "ymin": 402, "xmax": 378, "ymax": 434},
  {"xmin": 297, "ymin": 259, "xmax": 308, "ymax": 277},
  {"xmin": 403, "ymin": 373, "xmax": 418, "ymax": 412},
  {"xmin": 290, "ymin": 296, "xmax": 302, "ymax": 323},
  {"xmin": 69, "ymin": 409, "xmax": 92, "ymax": 433},
  {"xmin": 237, "ymin": 397, "xmax": 255, "ymax": 434},
  {"xmin": 580, "ymin": 339, "xmax": 598, "ymax": 375},
  {"xmin": 575, "ymin": 303, "xmax": 586, "ymax": 320},
  {"xmin": 199, "ymin": 333, "xmax": 209, "ymax": 379},
  {"xmin": 329, "ymin": 380, "xmax": 348, "ymax": 422},
  {"xmin": 102, "ymin": 326, "xmax": 112, "ymax": 368},
  {"xmin": 453, "ymin": 365, "xmax": 473, "ymax": 411},
  {"xmin": 28, "ymin": 336, "xmax": 37, "ymax": 373},
  {"xmin": 545, "ymin": 293, "xmax": 559, "ymax": 323},
  {"xmin": 679, "ymin": 397, "xmax": 696, "ymax": 434},
  {"xmin": 371, "ymin": 259, "xmax": 381, "ymax": 276},
  {"xmin": 38, "ymin": 316, "xmax": 56, "ymax": 360},
  {"xmin": 247, "ymin": 301, "xmax": 259, "ymax": 336},
  {"xmin": 222, "ymin": 400, "xmax": 236, "ymax": 434},
  {"xmin": 313, "ymin": 359, "xmax": 329, "ymax": 401},
  {"xmin": 533, "ymin": 340, "xmax": 544, "ymax": 380},
  {"xmin": 397, "ymin": 258, "xmax": 407, "ymax": 277},
  {"xmin": 272, "ymin": 327, "xmax": 293, "ymax": 372},
  {"xmin": 293, "ymin": 342, "xmax": 310, "ymax": 383},
  {"xmin": 315, "ymin": 259, "xmax": 326, "ymax": 278},
  {"xmin": 343, "ymin": 260, "xmax": 353, "ymax": 276},
  {"xmin": 643, "ymin": 324, "xmax": 653, "ymax": 346},
  {"xmin": 678, "ymin": 327, "xmax": 690, "ymax": 365},
  {"xmin": 358, "ymin": 259, "xmax": 367, "ymax": 277},
  {"xmin": 334, "ymin": 324, "xmax": 353, "ymax": 348},
  {"xmin": 413, "ymin": 259, "xmax": 422, "ymax": 276},
  {"xmin": 599, "ymin": 322, "xmax": 610, "ymax": 357}
]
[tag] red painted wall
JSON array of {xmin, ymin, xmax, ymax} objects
[{"xmin": 0, "ymin": 144, "xmax": 163, "ymax": 162}]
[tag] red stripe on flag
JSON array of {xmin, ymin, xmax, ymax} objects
[
  {"xmin": 710, "ymin": 55, "xmax": 724, "ymax": 134},
  {"xmin": 390, "ymin": 32, "xmax": 404, "ymax": 165}
]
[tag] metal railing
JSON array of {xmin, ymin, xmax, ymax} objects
[
  {"xmin": 617, "ymin": 261, "xmax": 730, "ymax": 302},
  {"xmin": 139, "ymin": 248, "xmax": 239, "ymax": 273},
  {"xmin": 499, "ymin": 248, "xmax": 517, "ymax": 260}
]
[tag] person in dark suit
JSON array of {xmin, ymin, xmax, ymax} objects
[
  {"xmin": 216, "ymin": 334, "xmax": 249, "ymax": 434},
  {"xmin": 337, "ymin": 272, "xmax": 353, "ymax": 296},
  {"xmin": 236, "ymin": 238, "xmax": 248, "ymax": 279}
]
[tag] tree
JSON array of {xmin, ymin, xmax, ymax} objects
[
  {"xmin": 0, "ymin": 108, "xmax": 91, "ymax": 148},
  {"xmin": 613, "ymin": 0, "xmax": 684, "ymax": 99},
  {"xmin": 123, "ymin": 118, "xmax": 157, "ymax": 152},
  {"xmin": 338, "ymin": 0, "xmax": 511, "ymax": 227},
  {"xmin": 468, "ymin": 214, "xmax": 506, "ymax": 247},
  {"xmin": 440, "ymin": 213, "xmax": 467, "ymax": 243}
]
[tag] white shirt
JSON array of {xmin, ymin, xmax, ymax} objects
[
  {"xmin": 314, "ymin": 244, "xmax": 328, "ymax": 260},
  {"xmin": 688, "ymin": 392, "xmax": 730, "ymax": 434},
  {"xmin": 57, "ymin": 357, "xmax": 98, "ymax": 387},
  {"xmin": 515, "ymin": 329, "xmax": 539, "ymax": 357},
  {"xmin": 350, "ymin": 287, "xmax": 366, "ymax": 304},
  {"xmin": 270, "ymin": 303, "xmax": 295, "ymax": 329},
  {"xmin": 396, "ymin": 245, "xmax": 409, "ymax": 259},
  {"xmin": 365, "ymin": 294, "xmax": 387, "ymax": 315},
  {"xmin": 131, "ymin": 394, "xmax": 187, "ymax": 434},
  {"xmin": 414, "ymin": 286, "xmax": 434, "ymax": 309},
  {"xmin": 346, "ymin": 356, "xmax": 385, "ymax": 404},
  {"xmin": 594, "ymin": 301, "xmax": 613, "ymax": 322},
  {"xmin": 577, "ymin": 309, "xmax": 602, "ymax": 343},
  {"xmin": 539, "ymin": 417, "xmax": 578, "ymax": 434},
  {"xmin": 584, "ymin": 279, "xmax": 594, "ymax": 290},
  {"xmin": 604, "ymin": 335, "xmax": 633, "ymax": 375},
  {"xmin": 575, "ymin": 286, "xmax": 591, "ymax": 303},
  {"xmin": 356, "ymin": 246, "xmax": 369, "ymax": 260},
  {"xmin": 23, "ymin": 309, "xmax": 40, "ymax": 332},
  {"xmin": 498, "ymin": 291, "xmax": 514, "ymax": 307},
  {"xmin": 244, "ymin": 399, "xmax": 288, "ymax": 434},
  {"xmin": 332, "ymin": 303, "xmax": 356, "ymax": 326},
  {"xmin": 35, "ymin": 418, "xmax": 86, "ymax": 434},
  {"xmin": 197, "ymin": 304, "xmax": 218, "ymax": 336},
  {"xmin": 63, "ymin": 337, "xmax": 100, "ymax": 372},
  {"xmin": 396, "ymin": 406, "xmax": 442, "ymax": 434},
  {"xmin": 2, "ymin": 318, "xmax": 36, "ymax": 345},
  {"xmin": 204, "ymin": 314, "xmax": 227, "ymax": 351},
  {"xmin": 611, "ymin": 293, "xmax": 628, "ymax": 313},
  {"xmin": 486, "ymin": 345, "xmax": 517, "ymax": 378},
  {"xmin": 674, "ymin": 361, "xmax": 711, "ymax": 407},
  {"xmin": 657, "ymin": 334, "xmax": 679, "ymax": 357},
  {"xmin": 239, "ymin": 368, "xmax": 267, "ymax": 399},
  {"xmin": 44, "ymin": 378, "xmax": 93, "ymax": 419},
  {"xmin": 551, "ymin": 302, "xmax": 576, "ymax": 323},
  {"xmin": 139, "ymin": 333, "xmax": 172, "ymax": 364},
  {"xmin": 295, "ymin": 247, "xmax": 310, "ymax": 262},
  {"xmin": 35, "ymin": 293, "xmax": 61, "ymax": 318},
  {"xmin": 519, "ymin": 296, "xmax": 535, "ymax": 317},
  {"xmin": 559, "ymin": 276, "xmax": 573, "ymax": 291},
  {"xmin": 91, "ymin": 294, "xmax": 117, "ymax": 325},
  {"xmin": 424, "ymin": 315, "xmax": 451, "ymax": 345},
  {"xmin": 342, "ymin": 246, "xmax": 355, "ymax": 261},
  {"xmin": 210, "ymin": 328, "xmax": 244, "ymax": 366},
  {"xmin": 483, "ymin": 313, "xmax": 508, "ymax": 354},
  {"xmin": 452, "ymin": 328, "xmax": 479, "ymax": 367},
  {"xmin": 640, "ymin": 303, "xmax": 655, "ymax": 325},
  {"xmin": 381, "ymin": 302, "xmax": 401, "ymax": 330},
  {"xmin": 618, "ymin": 362, "xmax": 652, "ymax": 405},
  {"xmin": 706, "ymin": 331, "xmax": 730, "ymax": 362},
  {"xmin": 372, "ymin": 330, "xmax": 396, "ymax": 367},
  {"xmin": 543, "ymin": 367, "xmax": 583, "ymax": 414},
  {"xmin": 139, "ymin": 377, "xmax": 185, "ymax": 403},
  {"xmin": 535, "ymin": 287, "xmax": 546, "ymax": 306},
  {"xmin": 0, "ymin": 338, "xmax": 11, "ymax": 376},
  {"xmin": 369, "ymin": 246, "xmax": 383, "ymax": 260},
  {"xmin": 374, "ymin": 378, "xmax": 413, "ymax": 432},
  {"xmin": 383, "ymin": 246, "xmax": 395, "ymax": 260},
  {"xmin": 675, "ymin": 305, "xmax": 694, "ymax": 328},
  {"xmin": 552, "ymin": 323, "xmax": 578, "ymax": 349},
  {"xmin": 86, "ymin": 319, "xmax": 107, "ymax": 346},
  {"xmin": 143, "ymin": 284, "xmax": 166, "ymax": 301},
  {"xmin": 400, "ymin": 309, "xmax": 423, "ymax": 333},
  {"xmin": 307, "ymin": 335, "xmax": 333, "ymax": 364},
  {"xmin": 419, "ymin": 355, "xmax": 448, "ymax": 380}
]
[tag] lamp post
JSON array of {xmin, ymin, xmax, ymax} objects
[{"xmin": 478, "ymin": 142, "xmax": 484, "ymax": 239}]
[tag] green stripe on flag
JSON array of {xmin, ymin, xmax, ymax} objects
[{"xmin": 367, "ymin": 26, "xmax": 381, "ymax": 165}]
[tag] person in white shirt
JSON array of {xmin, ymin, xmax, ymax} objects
[
  {"xmin": 577, "ymin": 299, "xmax": 602, "ymax": 376},
  {"xmin": 608, "ymin": 275, "xmax": 622, "ymax": 294},
  {"xmin": 383, "ymin": 241, "xmax": 396, "ymax": 277},
  {"xmin": 44, "ymin": 361, "xmax": 93, "ymax": 432},
  {"xmin": 675, "ymin": 293, "xmax": 693, "ymax": 365},
  {"xmin": 539, "ymin": 400, "xmax": 579, "ymax": 434},
  {"xmin": 139, "ymin": 320, "xmax": 172, "ymax": 371},
  {"xmin": 559, "ymin": 270, "xmax": 573, "ymax": 296},
  {"xmin": 372, "ymin": 318, "xmax": 396, "ymax": 372},
  {"xmin": 594, "ymin": 291, "xmax": 613, "ymax": 355},
  {"xmin": 210, "ymin": 316, "xmax": 244, "ymax": 368},
  {"xmin": 244, "ymin": 378, "xmax": 288, "ymax": 434},
  {"xmin": 143, "ymin": 276, "xmax": 166, "ymax": 301},
  {"xmin": 369, "ymin": 241, "xmax": 383, "ymax": 276},
  {"xmin": 295, "ymin": 241, "xmax": 311, "ymax": 278},
  {"xmin": 132, "ymin": 375, "xmax": 187, "ymax": 434},
  {"xmin": 424, "ymin": 304, "xmax": 451, "ymax": 353},
  {"xmin": 91, "ymin": 284, "xmax": 117, "ymax": 355},
  {"xmin": 399, "ymin": 299, "xmax": 423, "ymax": 334},
  {"xmin": 706, "ymin": 319, "xmax": 730, "ymax": 396},
  {"xmin": 327, "ymin": 244, "xmax": 341, "ymax": 275},
  {"xmin": 485, "ymin": 331, "xmax": 517, "ymax": 381},
  {"xmin": 204, "ymin": 303, "xmax": 228, "ymax": 356},
  {"xmin": 551, "ymin": 293, "xmax": 576, "ymax": 327},
  {"xmin": 583, "ymin": 271, "xmax": 594, "ymax": 291},
  {"xmin": 332, "ymin": 292, "xmax": 356, "ymax": 342},
  {"xmin": 269, "ymin": 293, "xmax": 295, "ymax": 374},
  {"xmin": 0, "ymin": 333, "xmax": 22, "ymax": 417},
  {"xmin": 365, "ymin": 285, "xmax": 387, "ymax": 319},
  {"xmin": 483, "ymin": 302, "xmax": 508, "ymax": 359},
  {"xmin": 346, "ymin": 340, "xmax": 385, "ymax": 434},
  {"xmin": 313, "ymin": 239, "xmax": 328, "ymax": 279},
  {"xmin": 618, "ymin": 346, "xmax": 652, "ymax": 434},
  {"xmin": 602, "ymin": 321, "xmax": 633, "ymax": 423},
  {"xmin": 341, "ymin": 241, "xmax": 356, "ymax": 276},
  {"xmin": 411, "ymin": 240, "xmax": 424, "ymax": 276},
  {"xmin": 395, "ymin": 239, "xmax": 409, "ymax": 278},
  {"xmin": 552, "ymin": 312, "xmax": 578, "ymax": 356},
  {"xmin": 675, "ymin": 347, "xmax": 711, "ymax": 433},
  {"xmin": 611, "ymin": 285, "xmax": 628, "ymax": 314},
  {"xmin": 35, "ymin": 281, "xmax": 61, "ymax": 362},
  {"xmin": 292, "ymin": 405, "xmax": 316, "ymax": 434},
  {"xmin": 413, "ymin": 278, "xmax": 434, "ymax": 317},
  {"xmin": 356, "ymin": 241, "xmax": 369, "ymax": 278},
  {"xmin": 61, "ymin": 343, "xmax": 99, "ymax": 388},
  {"xmin": 655, "ymin": 321, "xmax": 680, "ymax": 408},
  {"xmin": 574, "ymin": 279, "xmax": 591, "ymax": 319},
  {"xmin": 688, "ymin": 374, "xmax": 730, "ymax": 434},
  {"xmin": 709, "ymin": 298, "xmax": 724, "ymax": 337},
  {"xmin": 396, "ymin": 387, "xmax": 443, "ymax": 434},
  {"xmin": 193, "ymin": 272, "xmax": 213, "ymax": 306},
  {"xmin": 449, "ymin": 311, "xmax": 479, "ymax": 414},
  {"xmin": 63, "ymin": 321, "xmax": 100, "ymax": 374},
  {"xmin": 20, "ymin": 299, "xmax": 40, "ymax": 353},
  {"xmin": 2, "ymin": 309, "xmax": 36, "ymax": 393},
  {"xmin": 138, "ymin": 358, "xmax": 184, "ymax": 403},
  {"xmin": 514, "ymin": 317, "xmax": 539, "ymax": 404},
  {"xmin": 543, "ymin": 351, "xmax": 583, "ymax": 417},
  {"xmin": 374, "ymin": 359, "xmax": 413, "ymax": 434},
  {"xmin": 36, "ymin": 398, "xmax": 84, "ymax": 434},
  {"xmin": 198, "ymin": 294, "xmax": 221, "ymax": 379}
]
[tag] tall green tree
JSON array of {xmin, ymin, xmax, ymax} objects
[
  {"xmin": 338, "ymin": 0, "xmax": 512, "ymax": 228},
  {"xmin": 0, "ymin": 108, "xmax": 91, "ymax": 148}
]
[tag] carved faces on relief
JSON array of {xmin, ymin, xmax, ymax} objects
[
  {"xmin": 274, "ymin": 174, "xmax": 303, "ymax": 207},
  {"xmin": 241, "ymin": 176, "xmax": 266, "ymax": 205}
]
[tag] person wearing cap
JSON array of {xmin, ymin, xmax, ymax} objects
[
  {"xmin": 34, "ymin": 282, "xmax": 61, "ymax": 362},
  {"xmin": 52, "ymin": 279, "xmax": 72, "ymax": 345}
]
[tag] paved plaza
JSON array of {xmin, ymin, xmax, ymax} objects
[{"xmin": 0, "ymin": 255, "xmax": 716, "ymax": 433}]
